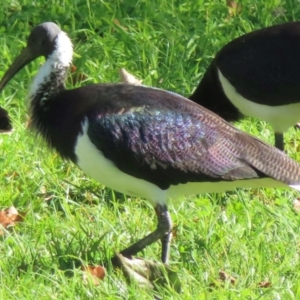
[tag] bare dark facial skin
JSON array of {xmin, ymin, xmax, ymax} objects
[
  {"xmin": 27, "ymin": 22, "xmax": 61, "ymax": 58},
  {"xmin": 0, "ymin": 22, "xmax": 62, "ymax": 92}
]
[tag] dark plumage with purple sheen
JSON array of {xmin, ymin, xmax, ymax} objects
[
  {"xmin": 1, "ymin": 23, "xmax": 300, "ymax": 266},
  {"xmin": 189, "ymin": 22, "xmax": 300, "ymax": 150},
  {"xmin": 0, "ymin": 106, "xmax": 12, "ymax": 133}
]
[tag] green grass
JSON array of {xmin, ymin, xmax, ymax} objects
[{"xmin": 1, "ymin": 0, "xmax": 300, "ymax": 298}]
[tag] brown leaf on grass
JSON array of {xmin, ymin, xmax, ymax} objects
[
  {"xmin": 114, "ymin": 253, "xmax": 182, "ymax": 292},
  {"xmin": 226, "ymin": 0, "xmax": 242, "ymax": 17},
  {"xmin": 0, "ymin": 206, "xmax": 26, "ymax": 234},
  {"xmin": 38, "ymin": 186, "xmax": 53, "ymax": 201},
  {"xmin": 172, "ymin": 225, "xmax": 178, "ymax": 239},
  {"xmin": 272, "ymin": 7, "xmax": 286, "ymax": 17},
  {"xmin": 258, "ymin": 281, "xmax": 272, "ymax": 288},
  {"xmin": 5, "ymin": 171, "xmax": 19, "ymax": 180},
  {"xmin": 219, "ymin": 270, "xmax": 236, "ymax": 284},
  {"xmin": 25, "ymin": 117, "xmax": 32, "ymax": 129},
  {"xmin": 68, "ymin": 65, "xmax": 88, "ymax": 85},
  {"xmin": 293, "ymin": 198, "xmax": 300, "ymax": 213},
  {"xmin": 113, "ymin": 19, "xmax": 128, "ymax": 31},
  {"xmin": 82, "ymin": 265, "xmax": 106, "ymax": 285},
  {"xmin": 119, "ymin": 68, "xmax": 143, "ymax": 85},
  {"xmin": 209, "ymin": 271, "xmax": 237, "ymax": 291}
]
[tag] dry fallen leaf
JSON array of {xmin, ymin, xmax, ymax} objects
[
  {"xmin": 293, "ymin": 198, "xmax": 300, "ymax": 213},
  {"xmin": 38, "ymin": 186, "xmax": 54, "ymax": 201},
  {"xmin": 209, "ymin": 270, "xmax": 237, "ymax": 291},
  {"xmin": 258, "ymin": 281, "xmax": 272, "ymax": 288},
  {"xmin": 226, "ymin": 0, "xmax": 242, "ymax": 17},
  {"xmin": 82, "ymin": 265, "xmax": 106, "ymax": 285},
  {"xmin": 219, "ymin": 270, "xmax": 236, "ymax": 285},
  {"xmin": 114, "ymin": 253, "xmax": 181, "ymax": 292},
  {"xmin": 172, "ymin": 225, "xmax": 178, "ymax": 239},
  {"xmin": 113, "ymin": 19, "xmax": 128, "ymax": 31},
  {"xmin": 5, "ymin": 171, "xmax": 19, "ymax": 180},
  {"xmin": 68, "ymin": 65, "xmax": 88, "ymax": 85},
  {"xmin": 119, "ymin": 68, "xmax": 143, "ymax": 85},
  {"xmin": 0, "ymin": 206, "xmax": 26, "ymax": 234},
  {"xmin": 272, "ymin": 7, "xmax": 286, "ymax": 17}
]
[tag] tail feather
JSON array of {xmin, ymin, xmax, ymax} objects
[{"xmin": 235, "ymin": 133, "xmax": 300, "ymax": 187}]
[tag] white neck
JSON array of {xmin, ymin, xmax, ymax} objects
[{"xmin": 28, "ymin": 31, "xmax": 73, "ymax": 102}]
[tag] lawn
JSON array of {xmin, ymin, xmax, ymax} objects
[{"xmin": 1, "ymin": 0, "xmax": 300, "ymax": 299}]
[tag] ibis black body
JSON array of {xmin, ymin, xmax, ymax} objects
[
  {"xmin": 1, "ymin": 23, "xmax": 300, "ymax": 265},
  {"xmin": 189, "ymin": 22, "xmax": 300, "ymax": 151},
  {"xmin": 0, "ymin": 107, "xmax": 12, "ymax": 133}
]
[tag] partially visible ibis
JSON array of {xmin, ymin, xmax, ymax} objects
[
  {"xmin": 1, "ymin": 23, "xmax": 300, "ymax": 265},
  {"xmin": 0, "ymin": 107, "xmax": 12, "ymax": 133},
  {"xmin": 189, "ymin": 22, "xmax": 300, "ymax": 151}
]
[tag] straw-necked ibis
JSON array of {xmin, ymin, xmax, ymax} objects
[
  {"xmin": 1, "ymin": 23, "xmax": 300, "ymax": 264},
  {"xmin": 189, "ymin": 22, "xmax": 300, "ymax": 151},
  {"xmin": 0, "ymin": 107, "xmax": 12, "ymax": 133}
]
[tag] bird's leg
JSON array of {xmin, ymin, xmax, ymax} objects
[
  {"xmin": 275, "ymin": 132, "xmax": 284, "ymax": 151},
  {"xmin": 158, "ymin": 205, "xmax": 172, "ymax": 264},
  {"xmin": 112, "ymin": 204, "xmax": 172, "ymax": 265},
  {"xmin": 160, "ymin": 230, "xmax": 172, "ymax": 263}
]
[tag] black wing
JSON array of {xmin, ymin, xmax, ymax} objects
[
  {"xmin": 37, "ymin": 83, "xmax": 300, "ymax": 189},
  {"xmin": 84, "ymin": 82, "xmax": 300, "ymax": 190},
  {"xmin": 216, "ymin": 22, "xmax": 300, "ymax": 105}
]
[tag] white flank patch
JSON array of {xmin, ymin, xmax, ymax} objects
[
  {"xmin": 75, "ymin": 119, "xmax": 291, "ymax": 206},
  {"xmin": 75, "ymin": 119, "xmax": 167, "ymax": 206},
  {"xmin": 167, "ymin": 178, "xmax": 288, "ymax": 200},
  {"xmin": 289, "ymin": 185, "xmax": 300, "ymax": 191},
  {"xmin": 28, "ymin": 31, "xmax": 73, "ymax": 101},
  {"xmin": 218, "ymin": 69, "xmax": 300, "ymax": 133}
]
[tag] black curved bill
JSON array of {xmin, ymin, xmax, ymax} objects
[{"xmin": 0, "ymin": 47, "xmax": 36, "ymax": 92}]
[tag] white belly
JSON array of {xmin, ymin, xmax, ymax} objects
[
  {"xmin": 75, "ymin": 120, "xmax": 167, "ymax": 206},
  {"xmin": 75, "ymin": 119, "xmax": 290, "ymax": 206},
  {"xmin": 218, "ymin": 69, "xmax": 300, "ymax": 133}
]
